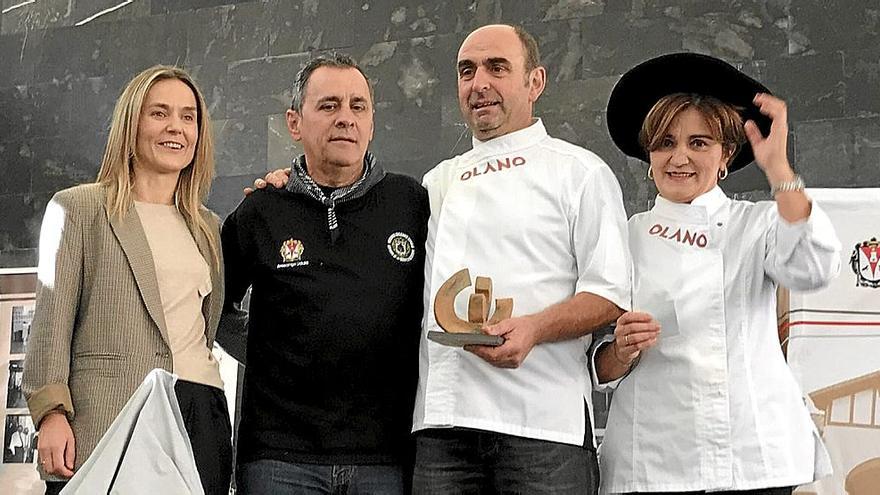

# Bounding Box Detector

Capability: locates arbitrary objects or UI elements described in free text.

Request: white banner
[785,189,880,495]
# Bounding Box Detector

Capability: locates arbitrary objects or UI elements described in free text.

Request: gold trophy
[427,268,512,347]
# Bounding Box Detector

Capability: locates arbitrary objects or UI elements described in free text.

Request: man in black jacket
[218,53,428,495]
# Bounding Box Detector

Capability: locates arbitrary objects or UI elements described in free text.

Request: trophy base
[427,331,504,347]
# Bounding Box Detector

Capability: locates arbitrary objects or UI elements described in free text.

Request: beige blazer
[22,183,224,474]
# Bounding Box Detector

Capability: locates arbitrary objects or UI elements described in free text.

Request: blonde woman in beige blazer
[23,66,231,495]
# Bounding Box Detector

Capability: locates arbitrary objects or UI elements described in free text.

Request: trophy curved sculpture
[427,268,512,347]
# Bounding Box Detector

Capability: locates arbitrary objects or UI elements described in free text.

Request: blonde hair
[640,93,746,165]
[96,65,219,266]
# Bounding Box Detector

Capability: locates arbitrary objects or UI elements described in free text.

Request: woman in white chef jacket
[592,53,840,495]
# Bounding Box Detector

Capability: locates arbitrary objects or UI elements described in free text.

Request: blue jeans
[237,459,406,495]
[412,428,599,494]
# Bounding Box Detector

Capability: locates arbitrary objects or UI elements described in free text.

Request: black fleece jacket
[217,172,428,465]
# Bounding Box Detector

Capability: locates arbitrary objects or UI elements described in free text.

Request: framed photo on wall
[7,360,26,409]
[0,267,43,494]
[3,414,37,464]
[9,305,34,355]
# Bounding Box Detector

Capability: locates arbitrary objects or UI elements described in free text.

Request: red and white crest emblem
[851,237,880,288]
[280,238,304,262]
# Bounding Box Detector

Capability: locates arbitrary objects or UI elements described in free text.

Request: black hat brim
[606,52,772,173]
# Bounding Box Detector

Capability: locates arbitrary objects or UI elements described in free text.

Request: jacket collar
[107,204,169,345]
[108,203,222,348]
[285,152,386,244]
[652,186,729,225]
[470,119,547,156]
[286,151,385,205]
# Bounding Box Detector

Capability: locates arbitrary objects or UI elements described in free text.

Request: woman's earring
[647,167,654,180]
[718,167,728,180]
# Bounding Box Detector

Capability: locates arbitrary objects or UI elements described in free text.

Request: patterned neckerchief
[285,152,385,244]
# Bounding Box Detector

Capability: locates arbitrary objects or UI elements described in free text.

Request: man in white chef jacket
[410,24,631,494]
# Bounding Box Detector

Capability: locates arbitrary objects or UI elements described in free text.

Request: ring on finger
[624,334,630,345]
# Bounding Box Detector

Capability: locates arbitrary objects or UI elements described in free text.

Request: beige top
[135,201,223,390]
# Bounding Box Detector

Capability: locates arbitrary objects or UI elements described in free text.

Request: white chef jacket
[595,187,839,493]
[413,120,631,446]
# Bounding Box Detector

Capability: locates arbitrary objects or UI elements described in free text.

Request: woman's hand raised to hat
[746,93,811,223]
[744,93,796,184]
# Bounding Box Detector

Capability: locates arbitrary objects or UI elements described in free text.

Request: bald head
[460,24,541,75]
[456,24,546,140]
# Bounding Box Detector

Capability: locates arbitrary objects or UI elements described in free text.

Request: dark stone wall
[1,0,878,267]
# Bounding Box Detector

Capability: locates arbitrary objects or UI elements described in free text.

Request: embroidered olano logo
[460,156,526,181]
[280,238,304,262]
[851,237,880,288]
[387,232,415,262]
[648,223,708,248]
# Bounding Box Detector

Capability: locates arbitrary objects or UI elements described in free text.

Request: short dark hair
[290,53,374,112]
[513,25,541,74]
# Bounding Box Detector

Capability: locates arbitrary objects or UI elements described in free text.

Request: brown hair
[96,65,219,266]
[513,25,541,75]
[640,93,746,164]
[290,53,374,112]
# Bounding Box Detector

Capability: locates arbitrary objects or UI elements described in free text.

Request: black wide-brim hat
[606,52,772,173]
